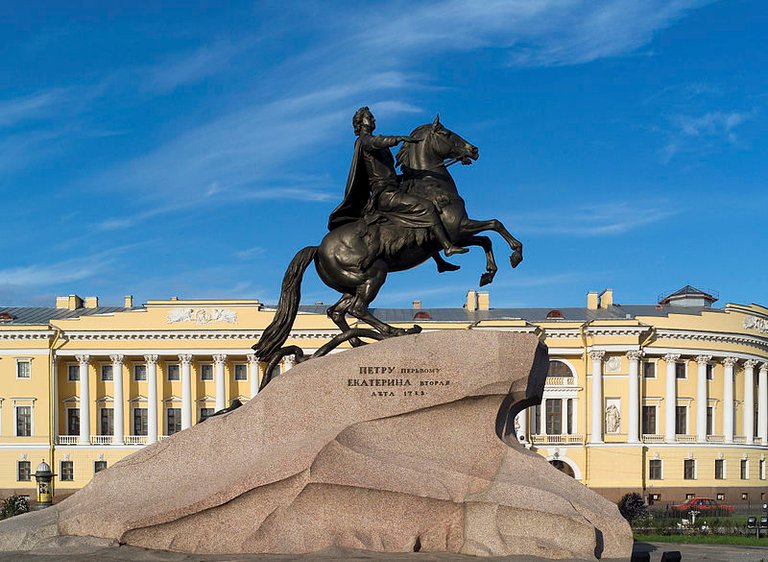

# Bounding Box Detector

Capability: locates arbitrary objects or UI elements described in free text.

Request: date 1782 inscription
[348,366,451,397]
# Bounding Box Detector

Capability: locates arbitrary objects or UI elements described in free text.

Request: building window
[650,493,661,502]
[60,460,74,481]
[200,364,213,381]
[717,493,725,501]
[94,460,107,473]
[68,364,79,381]
[16,360,31,379]
[545,399,562,435]
[706,406,714,436]
[100,365,113,381]
[67,409,80,436]
[685,493,695,500]
[742,492,749,501]
[134,365,147,381]
[199,407,215,422]
[741,459,749,480]
[675,362,687,379]
[642,405,657,434]
[706,364,714,380]
[675,405,687,435]
[234,364,247,381]
[17,460,31,481]
[761,459,766,480]
[99,408,114,436]
[643,362,656,378]
[649,459,662,480]
[530,404,541,434]
[15,406,32,437]
[566,398,573,434]
[684,459,696,480]
[166,408,181,435]
[133,408,148,436]
[167,364,180,381]
[715,459,725,480]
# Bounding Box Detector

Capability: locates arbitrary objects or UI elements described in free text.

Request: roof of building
[0,306,130,325]
[658,285,718,304]
[297,303,721,323]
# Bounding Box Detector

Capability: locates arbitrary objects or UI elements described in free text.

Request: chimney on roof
[465,289,477,312]
[56,295,83,310]
[412,300,422,309]
[599,289,613,309]
[124,295,134,308]
[84,296,99,309]
[477,291,490,311]
[587,291,599,310]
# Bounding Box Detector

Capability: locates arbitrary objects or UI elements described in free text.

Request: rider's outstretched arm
[362,133,412,149]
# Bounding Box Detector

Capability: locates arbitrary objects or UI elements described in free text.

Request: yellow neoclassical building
[1,286,767,508]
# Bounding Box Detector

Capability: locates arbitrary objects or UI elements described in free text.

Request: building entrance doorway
[549,459,575,478]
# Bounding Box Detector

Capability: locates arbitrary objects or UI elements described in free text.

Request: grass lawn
[635,533,768,547]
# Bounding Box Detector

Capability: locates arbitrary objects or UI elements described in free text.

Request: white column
[627,351,643,444]
[759,362,768,444]
[145,354,159,444]
[179,354,193,430]
[539,399,547,436]
[744,360,757,445]
[590,351,605,444]
[213,354,227,411]
[696,355,712,443]
[110,354,124,444]
[664,354,680,443]
[76,355,90,445]
[247,354,259,398]
[723,357,737,443]
[514,410,528,442]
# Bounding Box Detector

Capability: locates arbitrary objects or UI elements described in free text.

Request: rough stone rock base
[0,331,632,560]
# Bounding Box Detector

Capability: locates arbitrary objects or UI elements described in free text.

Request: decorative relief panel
[744,316,768,334]
[167,308,237,325]
[604,356,621,373]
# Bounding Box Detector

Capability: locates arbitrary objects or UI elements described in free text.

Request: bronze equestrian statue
[254,109,523,387]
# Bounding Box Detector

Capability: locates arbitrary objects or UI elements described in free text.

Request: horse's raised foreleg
[461,218,523,268]
[455,235,498,286]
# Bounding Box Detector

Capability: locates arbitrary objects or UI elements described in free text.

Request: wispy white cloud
[0,89,73,127]
[234,246,266,260]
[142,41,244,94]
[664,109,754,159]
[509,201,676,236]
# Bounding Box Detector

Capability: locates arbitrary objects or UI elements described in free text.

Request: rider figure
[328,107,467,257]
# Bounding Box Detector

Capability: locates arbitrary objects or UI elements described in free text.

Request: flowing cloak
[327,137,369,231]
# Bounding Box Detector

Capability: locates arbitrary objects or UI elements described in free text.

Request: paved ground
[1,541,768,561]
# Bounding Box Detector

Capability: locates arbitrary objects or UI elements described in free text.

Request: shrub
[0,495,29,519]
[618,492,647,523]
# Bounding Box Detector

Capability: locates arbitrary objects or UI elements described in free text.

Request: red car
[672,497,734,514]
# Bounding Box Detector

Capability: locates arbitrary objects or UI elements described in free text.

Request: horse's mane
[395,124,434,169]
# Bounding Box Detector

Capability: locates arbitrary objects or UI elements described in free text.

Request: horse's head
[396,115,479,170]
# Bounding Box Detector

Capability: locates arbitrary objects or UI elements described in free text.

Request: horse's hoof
[510,251,523,268]
[479,272,495,286]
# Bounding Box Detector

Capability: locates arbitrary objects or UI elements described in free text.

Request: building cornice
[0,330,54,340]
[654,328,768,352]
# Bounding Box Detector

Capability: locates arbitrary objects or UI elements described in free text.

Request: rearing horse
[254,116,523,377]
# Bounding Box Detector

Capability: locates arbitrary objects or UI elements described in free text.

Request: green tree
[0,495,29,519]
[618,492,647,522]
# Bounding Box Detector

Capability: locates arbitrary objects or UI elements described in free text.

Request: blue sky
[1,1,765,310]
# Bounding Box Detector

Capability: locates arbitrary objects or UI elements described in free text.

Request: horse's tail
[253,246,318,364]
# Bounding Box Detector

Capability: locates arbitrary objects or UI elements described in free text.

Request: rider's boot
[431,224,468,256]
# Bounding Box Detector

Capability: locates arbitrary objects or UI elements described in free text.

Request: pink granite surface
[0,331,632,560]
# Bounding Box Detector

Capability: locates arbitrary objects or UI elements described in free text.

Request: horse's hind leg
[457,235,498,286]
[327,294,364,347]
[461,218,523,268]
[348,260,420,337]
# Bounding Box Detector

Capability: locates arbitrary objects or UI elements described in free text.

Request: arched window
[548,360,571,378]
